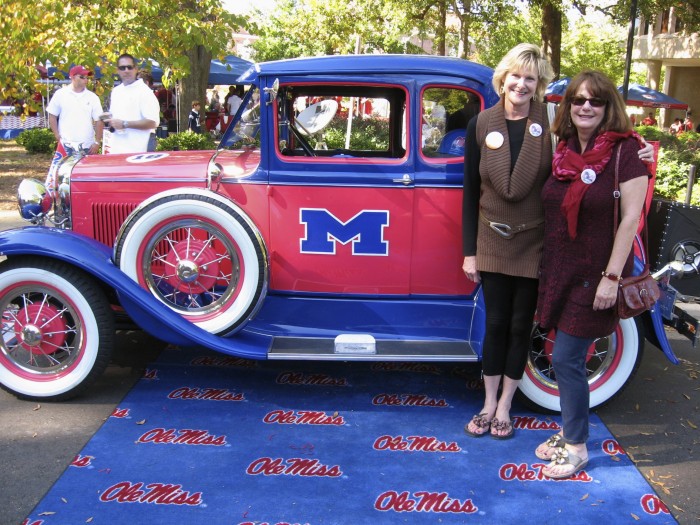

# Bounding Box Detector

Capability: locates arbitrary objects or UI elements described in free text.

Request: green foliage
[0,0,243,112]
[155,131,216,152]
[321,117,390,150]
[15,127,57,154]
[473,9,540,68]
[638,127,700,205]
[559,19,628,84]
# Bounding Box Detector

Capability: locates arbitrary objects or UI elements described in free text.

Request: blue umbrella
[618,83,688,110]
[544,77,570,103]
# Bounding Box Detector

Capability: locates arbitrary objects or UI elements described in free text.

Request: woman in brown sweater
[462,43,554,439]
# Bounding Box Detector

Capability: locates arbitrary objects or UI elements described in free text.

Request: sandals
[543,447,589,479]
[535,433,566,460]
[464,413,491,437]
[490,417,514,440]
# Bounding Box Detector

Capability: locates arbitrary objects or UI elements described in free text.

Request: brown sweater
[464,101,552,279]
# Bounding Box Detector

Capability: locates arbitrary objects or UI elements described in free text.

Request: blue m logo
[300,209,389,256]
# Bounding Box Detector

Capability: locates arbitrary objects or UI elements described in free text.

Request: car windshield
[219,87,260,149]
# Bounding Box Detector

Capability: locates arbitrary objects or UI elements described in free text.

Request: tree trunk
[540,0,562,79]
[437,0,447,56]
[178,45,212,132]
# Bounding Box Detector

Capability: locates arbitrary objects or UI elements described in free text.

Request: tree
[0,0,243,127]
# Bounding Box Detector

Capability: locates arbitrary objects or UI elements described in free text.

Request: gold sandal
[535,433,565,460]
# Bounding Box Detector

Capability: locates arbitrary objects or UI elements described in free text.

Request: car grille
[92,202,137,247]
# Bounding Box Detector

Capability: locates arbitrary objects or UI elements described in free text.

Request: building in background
[634,7,700,128]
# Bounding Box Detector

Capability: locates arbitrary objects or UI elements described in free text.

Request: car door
[267,78,414,295]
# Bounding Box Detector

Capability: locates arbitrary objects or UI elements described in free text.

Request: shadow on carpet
[26,345,676,525]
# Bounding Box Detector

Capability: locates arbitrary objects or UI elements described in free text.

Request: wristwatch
[123,120,129,129]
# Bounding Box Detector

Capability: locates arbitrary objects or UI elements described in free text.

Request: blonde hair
[492,43,554,102]
[192,100,201,108]
[551,70,631,141]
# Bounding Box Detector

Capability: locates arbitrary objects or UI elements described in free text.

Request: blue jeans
[62,144,90,157]
[552,330,594,444]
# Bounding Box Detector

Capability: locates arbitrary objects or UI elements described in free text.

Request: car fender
[0,227,271,358]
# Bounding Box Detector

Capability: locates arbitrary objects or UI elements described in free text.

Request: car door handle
[392,174,413,185]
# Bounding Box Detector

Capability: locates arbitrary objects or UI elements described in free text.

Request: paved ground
[0,212,698,524]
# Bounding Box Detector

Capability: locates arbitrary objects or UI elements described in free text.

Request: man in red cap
[46,65,104,156]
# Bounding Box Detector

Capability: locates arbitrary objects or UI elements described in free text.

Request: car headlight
[17,178,51,220]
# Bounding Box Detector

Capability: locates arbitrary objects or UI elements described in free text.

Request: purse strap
[613,144,650,267]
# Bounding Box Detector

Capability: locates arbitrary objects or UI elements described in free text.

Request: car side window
[421,87,480,160]
[276,85,407,160]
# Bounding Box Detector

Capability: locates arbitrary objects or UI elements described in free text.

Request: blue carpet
[27,345,676,525]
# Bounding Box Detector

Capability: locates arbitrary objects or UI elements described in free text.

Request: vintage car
[1,55,695,411]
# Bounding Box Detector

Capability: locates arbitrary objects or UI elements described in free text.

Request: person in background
[462,43,554,440]
[228,86,243,118]
[670,118,683,135]
[641,111,657,126]
[683,113,694,132]
[104,53,160,154]
[535,70,650,479]
[188,100,202,133]
[46,65,104,156]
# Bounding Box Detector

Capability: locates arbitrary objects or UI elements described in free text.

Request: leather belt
[480,212,544,239]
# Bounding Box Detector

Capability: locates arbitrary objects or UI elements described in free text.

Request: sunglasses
[570,95,606,108]
[117,65,135,71]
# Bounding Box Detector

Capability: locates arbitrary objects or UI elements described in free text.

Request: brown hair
[551,70,631,141]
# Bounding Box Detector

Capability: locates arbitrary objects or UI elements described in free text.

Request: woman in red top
[535,70,649,479]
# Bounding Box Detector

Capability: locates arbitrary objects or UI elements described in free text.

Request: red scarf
[552,130,637,238]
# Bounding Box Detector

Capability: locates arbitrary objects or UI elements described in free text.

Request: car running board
[268,335,478,361]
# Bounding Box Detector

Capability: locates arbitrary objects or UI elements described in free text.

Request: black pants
[480,271,539,379]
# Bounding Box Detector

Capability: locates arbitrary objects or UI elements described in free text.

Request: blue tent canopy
[147,56,251,85]
[620,83,688,110]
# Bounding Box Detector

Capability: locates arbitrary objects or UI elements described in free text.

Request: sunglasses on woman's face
[570,96,606,108]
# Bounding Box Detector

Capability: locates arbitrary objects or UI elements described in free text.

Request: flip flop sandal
[490,417,514,440]
[464,412,492,438]
[544,448,589,480]
[535,433,566,460]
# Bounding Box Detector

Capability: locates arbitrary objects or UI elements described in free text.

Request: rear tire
[519,317,644,413]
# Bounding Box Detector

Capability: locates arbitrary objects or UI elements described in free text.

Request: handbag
[612,145,660,319]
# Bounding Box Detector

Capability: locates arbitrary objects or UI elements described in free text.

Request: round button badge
[485,132,504,149]
[581,168,597,185]
[529,123,543,137]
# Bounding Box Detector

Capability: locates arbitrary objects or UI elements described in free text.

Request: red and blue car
[0,55,694,411]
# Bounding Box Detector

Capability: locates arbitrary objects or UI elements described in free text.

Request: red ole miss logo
[374,435,461,453]
[21,520,43,525]
[137,428,227,446]
[372,393,449,407]
[71,454,94,467]
[276,371,348,387]
[191,356,256,368]
[601,438,626,456]
[375,490,478,514]
[263,410,345,426]
[247,457,342,477]
[100,481,203,505]
[500,463,592,482]
[641,494,671,515]
[111,407,130,418]
[168,387,245,401]
[371,363,440,374]
[512,416,561,431]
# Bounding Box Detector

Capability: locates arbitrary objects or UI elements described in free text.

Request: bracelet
[601,270,621,282]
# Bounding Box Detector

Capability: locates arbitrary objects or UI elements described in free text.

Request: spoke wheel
[0,257,113,400]
[115,192,268,335]
[519,317,644,413]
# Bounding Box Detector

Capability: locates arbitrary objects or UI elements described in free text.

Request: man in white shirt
[104,53,160,154]
[46,65,104,156]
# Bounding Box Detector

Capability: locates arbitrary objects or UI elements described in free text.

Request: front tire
[519,317,644,412]
[115,193,268,336]
[0,257,114,401]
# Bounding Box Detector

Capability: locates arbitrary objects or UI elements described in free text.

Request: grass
[0,139,51,211]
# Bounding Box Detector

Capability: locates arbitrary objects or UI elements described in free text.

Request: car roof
[237,54,494,86]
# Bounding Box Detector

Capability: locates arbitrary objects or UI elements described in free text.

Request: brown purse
[612,145,660,320]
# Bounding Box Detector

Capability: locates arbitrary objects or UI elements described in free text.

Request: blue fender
[632,256,679,365]
[0,227,271,359]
